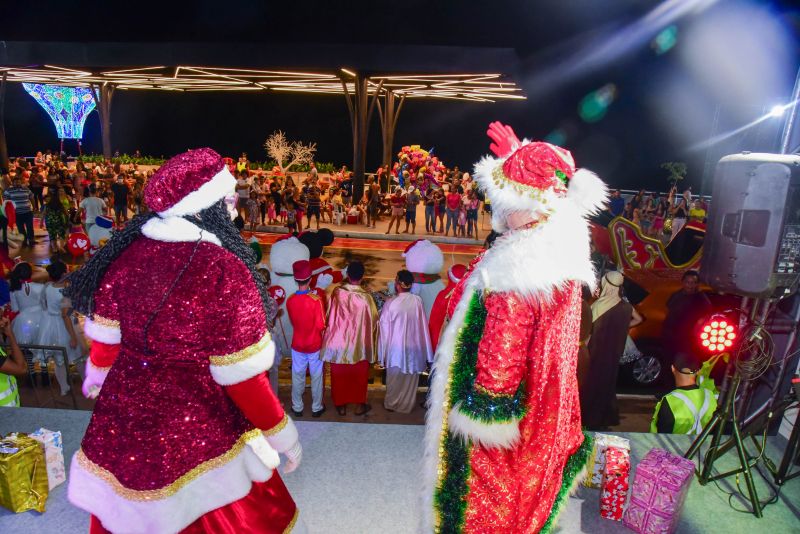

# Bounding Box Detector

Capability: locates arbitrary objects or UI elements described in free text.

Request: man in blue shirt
[608,189,625,217]
[3,176,35,247]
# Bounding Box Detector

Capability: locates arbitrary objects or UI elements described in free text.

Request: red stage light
[698,313,738,354]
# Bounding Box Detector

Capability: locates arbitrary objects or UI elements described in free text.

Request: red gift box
[600,445,630,521]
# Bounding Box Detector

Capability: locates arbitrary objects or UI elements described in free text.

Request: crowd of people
[606,185,708,241]
[229,156,485,239]
[1,152,149,254]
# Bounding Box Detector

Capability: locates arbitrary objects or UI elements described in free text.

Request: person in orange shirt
[287,260,327,418]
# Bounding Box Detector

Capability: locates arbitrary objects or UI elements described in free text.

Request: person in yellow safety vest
[651,352,718,434]
[0,315,28,407]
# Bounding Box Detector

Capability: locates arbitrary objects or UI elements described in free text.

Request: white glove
[282,440,303,474]
[81,360,109,399]
[316,272,334,290]
[387,280,396,295]
[266,417,302,473]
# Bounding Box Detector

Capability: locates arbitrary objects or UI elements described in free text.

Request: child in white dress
[37,259,87,395]
[9,262,44,360]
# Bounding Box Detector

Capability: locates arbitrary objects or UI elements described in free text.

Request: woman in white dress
[37,259,87,395]
[9,262,44,361]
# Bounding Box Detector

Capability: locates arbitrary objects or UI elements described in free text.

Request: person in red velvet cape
[65,148,304,534]
[427,264,467,350]
[421,123,608,533]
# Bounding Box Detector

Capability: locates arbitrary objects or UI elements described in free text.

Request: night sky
[3,0,799,193]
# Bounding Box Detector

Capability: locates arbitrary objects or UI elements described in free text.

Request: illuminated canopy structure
[22,83,96,139]
[0,41,526,194]
[2,65,522,102]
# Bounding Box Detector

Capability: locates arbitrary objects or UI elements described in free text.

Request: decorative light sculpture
[22,83,96,140]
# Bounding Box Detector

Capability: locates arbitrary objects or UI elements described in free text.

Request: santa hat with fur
[143,148,236,217]
[474,123,607,233]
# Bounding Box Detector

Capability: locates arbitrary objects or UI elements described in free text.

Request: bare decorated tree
[264,130,317,174]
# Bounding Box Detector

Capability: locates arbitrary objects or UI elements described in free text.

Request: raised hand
[487,121,521,158]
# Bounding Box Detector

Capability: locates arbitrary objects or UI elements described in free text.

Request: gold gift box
[0,433,49,513]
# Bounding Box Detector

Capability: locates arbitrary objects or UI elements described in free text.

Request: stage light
[22,83,96,139]
[770,104,786,117]
[698,313,738,354]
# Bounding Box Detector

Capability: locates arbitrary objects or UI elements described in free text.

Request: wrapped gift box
[600,445,630,521]
[29,428,66,490]
[0,433,49,513]
[623,448,695,534]
[584,433,631,488]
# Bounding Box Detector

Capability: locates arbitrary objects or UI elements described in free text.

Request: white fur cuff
[448,402,522,449]
[265,417,299,454]
[209,336,275,386]
[84,317,121,345]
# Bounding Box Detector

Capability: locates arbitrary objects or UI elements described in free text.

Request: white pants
[291,349,324,413]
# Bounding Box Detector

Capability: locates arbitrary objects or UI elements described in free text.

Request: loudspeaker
[702,152,800,298]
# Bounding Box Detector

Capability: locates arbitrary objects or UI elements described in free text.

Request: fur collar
[470,202,597,296]
[141,216,222,246]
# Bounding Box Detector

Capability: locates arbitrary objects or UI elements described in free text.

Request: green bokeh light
[652,25,678,55]
[578,84,617,123]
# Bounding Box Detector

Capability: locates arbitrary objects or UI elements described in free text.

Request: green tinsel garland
[458,380,527,424]
[434,291,486,533]
[449,291,528,424]
[540,432,595,534]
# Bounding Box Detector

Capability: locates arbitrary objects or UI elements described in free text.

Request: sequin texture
[434,280,586,532]
[80,237,269,493]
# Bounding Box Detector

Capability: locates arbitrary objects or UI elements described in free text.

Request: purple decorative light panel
[22,84,96,139]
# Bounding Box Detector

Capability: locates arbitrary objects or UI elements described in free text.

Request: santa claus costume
[421,123,607,533]
[401,239,445,320]
[428,264,467,350]
[66,148,304,534]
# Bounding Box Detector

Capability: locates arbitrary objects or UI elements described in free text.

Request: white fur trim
[209,338,275,386]
[403,239,444,274]
[473,144,608,234]
[472,201,598,295]
[68,432,278,534]
[158,166,237,218]
[567,168,608,216]
[473,149,563,234]
[420,286,475,533]
[141,216,222,246]
[84,317,120,344]
[448,402,522,449]
[266,417,299,453]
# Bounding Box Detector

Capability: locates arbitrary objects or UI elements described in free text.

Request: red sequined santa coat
[421,203,598,534]
[68,218,299,534]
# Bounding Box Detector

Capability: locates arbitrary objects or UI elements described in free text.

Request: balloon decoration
[394,145,445,193]
[67,232,91,258]
[268,285,287,306]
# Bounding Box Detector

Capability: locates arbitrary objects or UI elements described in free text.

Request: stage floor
[1,407,798,533]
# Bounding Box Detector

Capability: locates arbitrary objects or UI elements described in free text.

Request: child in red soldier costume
[421,123,608,533]
[65,148,304,534]
[286,260,327,418]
